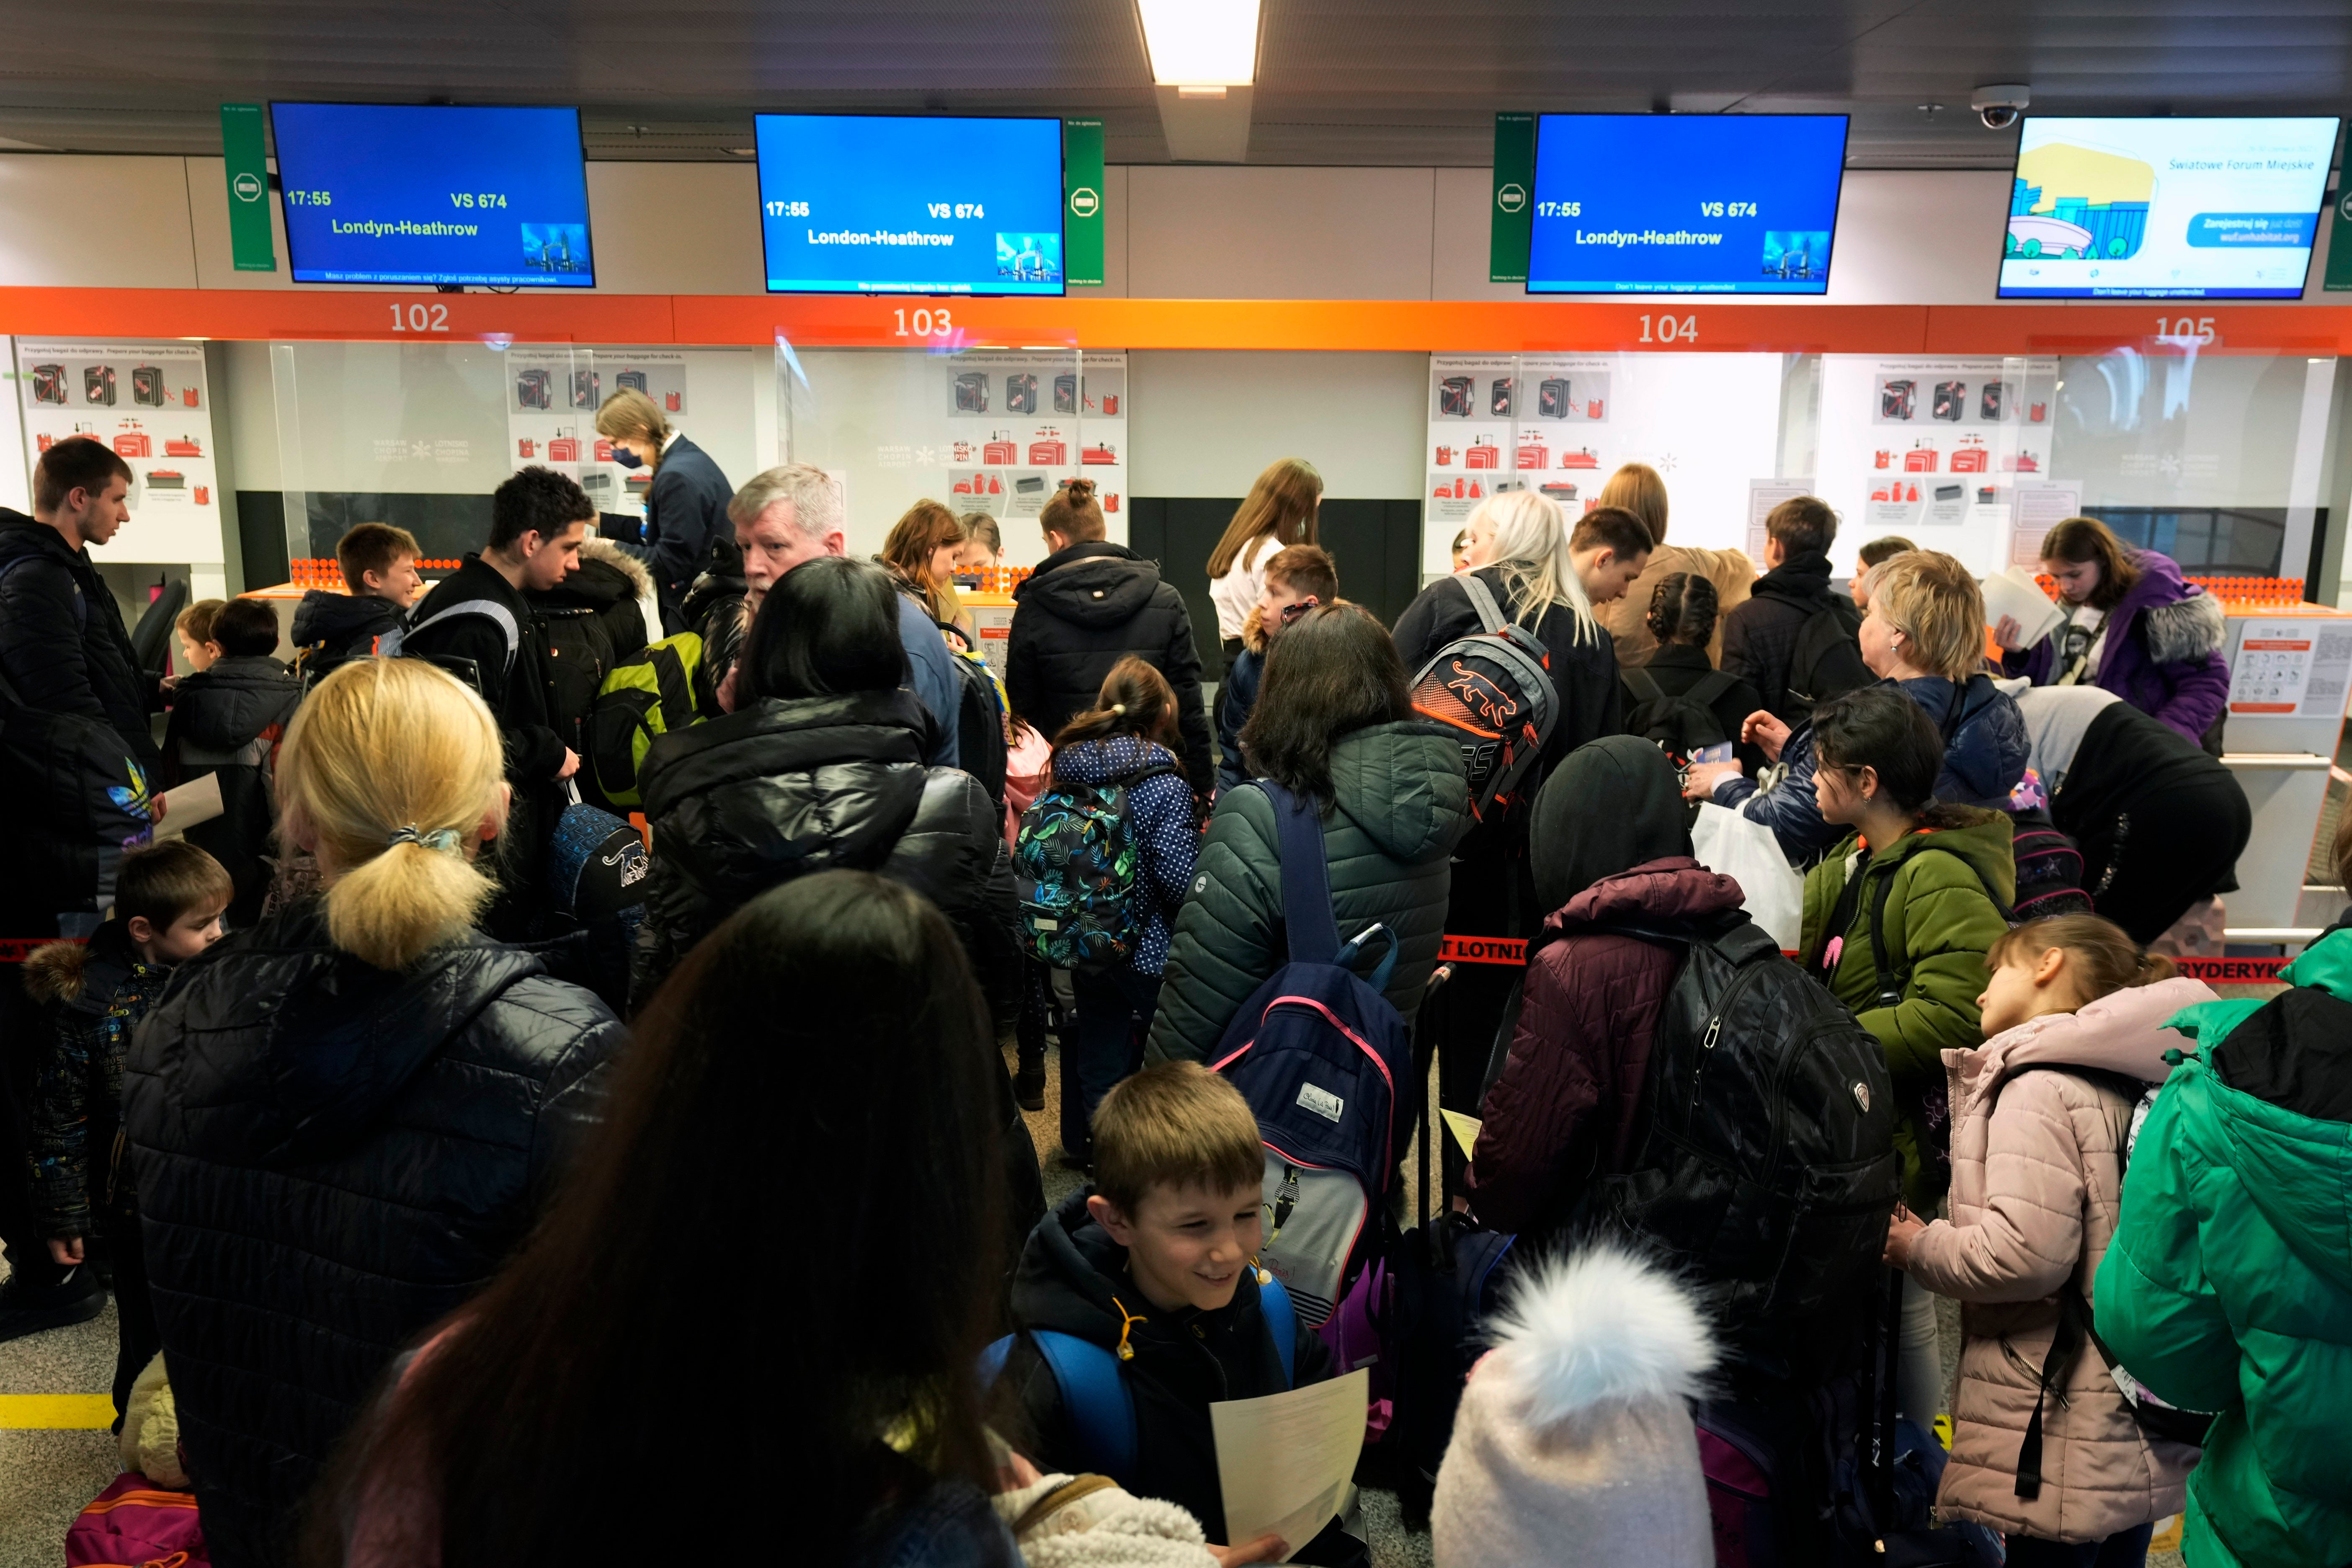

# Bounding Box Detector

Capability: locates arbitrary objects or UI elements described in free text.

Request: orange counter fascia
[4,289,2352,355]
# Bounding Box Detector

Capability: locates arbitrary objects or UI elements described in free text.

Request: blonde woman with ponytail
[121,658,627,1559]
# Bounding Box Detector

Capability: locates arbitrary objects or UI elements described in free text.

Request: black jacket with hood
[1006,541,1212,796]
[289,590,402,662]
[1720,549,1862,727]
[122,901,624,1568]
[632,686,1021,1017]
[1001,1189,1336,1544]
[609,433,736,629]
[0,506,159,761]
[162,654,301,923]
[400,555,567,786]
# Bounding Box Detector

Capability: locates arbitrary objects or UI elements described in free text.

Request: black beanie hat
[1527,736,1692,913]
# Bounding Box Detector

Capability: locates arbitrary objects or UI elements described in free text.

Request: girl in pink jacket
[1883,914,2206,1565]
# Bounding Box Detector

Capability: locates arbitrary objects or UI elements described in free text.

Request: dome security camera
[1971,85,2031,131]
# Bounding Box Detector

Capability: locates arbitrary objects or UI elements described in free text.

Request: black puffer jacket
[162,655,301,923]
[633,686,1021,1016]
[123,901,624,1568]
[1006,542,1212,795]
[289,589,401,661]
[0,507,158,758]
[1720,550,1863,727]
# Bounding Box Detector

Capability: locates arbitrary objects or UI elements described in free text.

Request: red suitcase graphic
[1434,446,1455,467]
[1950,441,1987,473]
[1081,443,1117,465]
[548,435,581,462]
[1903,446,1938,472]
[165,436,202,457]
[1029,432,1068,464]
[594,437,615,462]
[984,432,1018,464]
[1587,400,1605,419]
[1516,441,1548,470]
[1560,448,1599,470]
[114,430,151,458]
[518,438,538,459]
[2005,451,2041,473]
[1465,441,1499,470]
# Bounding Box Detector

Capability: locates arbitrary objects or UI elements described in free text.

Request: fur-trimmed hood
[23,937,92,1006]
[578,534,654,599]
[2139,588,2226,665]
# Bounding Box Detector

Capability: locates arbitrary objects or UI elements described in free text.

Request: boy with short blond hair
[24,839,230,1415]
[1215,544,1338,794]
[1002,1061,1337,1559]
[292,521,421,664]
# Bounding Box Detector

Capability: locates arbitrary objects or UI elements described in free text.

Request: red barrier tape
[0,938,80,962]
[1436,935,1527,966]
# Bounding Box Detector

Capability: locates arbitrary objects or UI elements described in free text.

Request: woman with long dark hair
[1206,457,1322,673]
[1147,603,1467,1063]
[1993,515,2230,746]
[315,872,1019,1568]
[633,554,1017,1006]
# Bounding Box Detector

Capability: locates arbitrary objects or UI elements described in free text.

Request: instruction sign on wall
[2230,617,2352,717]
[13,339,224,568]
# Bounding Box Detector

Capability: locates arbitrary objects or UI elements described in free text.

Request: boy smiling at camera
[999,1062,1338,1563]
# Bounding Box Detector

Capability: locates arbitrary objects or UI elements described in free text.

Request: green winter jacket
[2094,926,2352,1568]
[1145,721,1468,1065]
[1800,807,2014,1208]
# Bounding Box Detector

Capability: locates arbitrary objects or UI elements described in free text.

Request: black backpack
[1622,666,1735,775]
[538,604,620,779]
[1785,601,1871,724]
[1572,911,1901,1378]
[1407,575,1560,828]
[940,622,1010,809]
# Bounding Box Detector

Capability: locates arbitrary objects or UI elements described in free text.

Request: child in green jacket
[1798,686,2012,1427]
[2096,817,2352,1568]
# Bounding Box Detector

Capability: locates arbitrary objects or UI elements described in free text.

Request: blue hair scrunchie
[386,824,463,854]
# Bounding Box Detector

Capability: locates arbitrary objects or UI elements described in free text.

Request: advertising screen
[1998,117,2340,299]
[271,103,596,288]
[755,115,1064,296]
[1526,115,1849,294]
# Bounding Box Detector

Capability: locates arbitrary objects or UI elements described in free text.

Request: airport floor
[0,1029,2224,1566]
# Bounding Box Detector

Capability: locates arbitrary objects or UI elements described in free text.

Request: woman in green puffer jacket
[1798,686,2014,1429]
[1145,603,1470,1065]
[2096,875,2352,1568]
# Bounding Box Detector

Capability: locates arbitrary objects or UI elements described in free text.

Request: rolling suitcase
[1949,440,1987,473]
[984,432,1019,464]
[615,369,650,395]
[1465,441,1498,470]
[1007,373,1039,414]
[1538,377,1571,419]
[84,365,116,406]
[1514,441,1547,470]
[955,372,991,413]
[31,364,67,405]
[1880,380,1915,420]
[1438,376,1475,417]
[1903,444,1938,472]
[1932,380,1966,421]
[131,365,166,407]
[570,369,600,410]
[1029,432,1068,464]
[548,428,581,462]
[516,369,553,409]
[1053,372,1078,414]
[113,428,151,458]
[1490,378,1514,418]
[1978,381,2009,421]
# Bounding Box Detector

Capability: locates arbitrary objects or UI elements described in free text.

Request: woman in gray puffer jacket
[1146,603,1469,1065]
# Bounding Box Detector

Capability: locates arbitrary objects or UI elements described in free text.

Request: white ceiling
[0,0,2345,166]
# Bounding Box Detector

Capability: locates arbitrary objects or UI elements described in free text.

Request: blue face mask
[610,445,645,470]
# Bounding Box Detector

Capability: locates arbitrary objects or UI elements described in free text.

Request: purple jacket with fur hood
[1905,975,2211,1542]
[2002,548,2228,743]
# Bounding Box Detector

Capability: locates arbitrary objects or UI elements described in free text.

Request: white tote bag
[1690,801,1805,954]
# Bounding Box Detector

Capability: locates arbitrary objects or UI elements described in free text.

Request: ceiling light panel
[1137,0,1261,86]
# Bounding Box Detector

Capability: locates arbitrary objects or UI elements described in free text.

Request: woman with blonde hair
[594,384,737,631]
[122,657,626,1564]
[1594,460,1754,668]
[1206,457,1322,672]
[879,498,974,635]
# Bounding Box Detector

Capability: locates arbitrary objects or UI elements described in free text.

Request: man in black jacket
[596,388,736,633]
[400,467,588,937]
[0,437,147,1341]
[1006,479,1211,796]
[1720,493,1866,727]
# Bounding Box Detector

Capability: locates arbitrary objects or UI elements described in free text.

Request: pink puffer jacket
[1905,976,2210,1543]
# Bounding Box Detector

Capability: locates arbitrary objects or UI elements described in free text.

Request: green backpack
[590,631,723,807]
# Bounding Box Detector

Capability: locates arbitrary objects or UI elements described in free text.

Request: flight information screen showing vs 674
[1527,114,1850,294]
[754,114,1066,296]
[269,103,596,287]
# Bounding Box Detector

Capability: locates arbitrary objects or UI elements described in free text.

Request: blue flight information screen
[755,114,1065,296]
[271,103,596,287]
[1527,115,1849,294]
